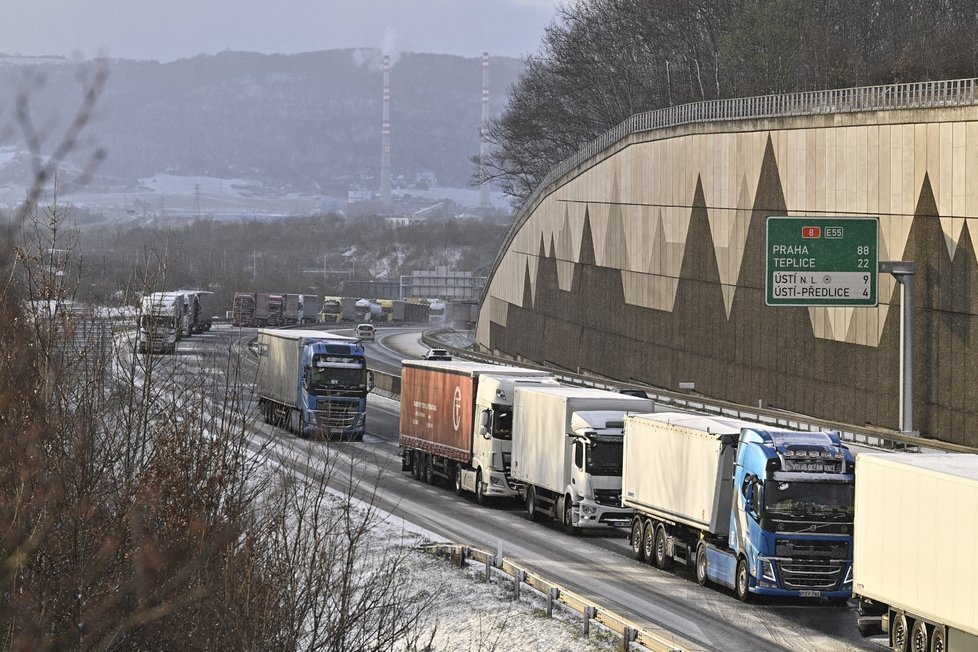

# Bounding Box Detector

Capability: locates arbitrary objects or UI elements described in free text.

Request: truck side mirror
[479,409,491,439]
[367,370,375,390]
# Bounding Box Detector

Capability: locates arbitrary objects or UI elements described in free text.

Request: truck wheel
[562,496,581,535]
[526,486,545,522]
[735,557,750,602]
[910,620,929,652]
[891,613,909,652]
[630,519,645,561]
[695,542,709,586]
[642,520,656,565]
[424,455,436,485]
[454,466,464,496]
[410,452,421,480]
[475,470,489,505]
[930,624,946,652]
[654,524,673,570]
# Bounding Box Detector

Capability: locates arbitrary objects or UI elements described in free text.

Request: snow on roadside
[335,392,622,651]
[369,500,620,652]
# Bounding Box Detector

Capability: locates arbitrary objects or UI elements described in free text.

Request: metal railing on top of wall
[486,78,978,296]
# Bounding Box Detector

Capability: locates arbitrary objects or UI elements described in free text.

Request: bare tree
[0,62,443,651]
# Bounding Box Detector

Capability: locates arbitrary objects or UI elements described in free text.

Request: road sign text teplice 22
[765,217,878,307]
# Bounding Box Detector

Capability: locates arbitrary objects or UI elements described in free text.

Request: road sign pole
[879,261,917,436]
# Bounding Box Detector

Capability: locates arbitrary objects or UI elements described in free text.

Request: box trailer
[399,360,557,503]
[255,329,370,440]
[853,453,978,651]
[511,385,654,532]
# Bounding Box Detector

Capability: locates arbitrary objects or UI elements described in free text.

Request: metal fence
[421,542,690,652]
[529,78,978,224]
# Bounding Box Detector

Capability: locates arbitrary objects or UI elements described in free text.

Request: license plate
[799,590,821,597]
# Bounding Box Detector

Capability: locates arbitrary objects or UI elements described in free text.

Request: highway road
[156,324,886,652]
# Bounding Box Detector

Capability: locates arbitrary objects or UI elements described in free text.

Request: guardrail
[410,330,976,455]
[421,542,689,652]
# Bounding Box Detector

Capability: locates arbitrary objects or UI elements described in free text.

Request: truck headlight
[843,565,852,585]
[581,504,597,515]
[489,476,504,487]
[760,559,777,583]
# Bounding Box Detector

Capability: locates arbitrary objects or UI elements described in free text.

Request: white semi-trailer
[623,412,855,601]
[853,453,978,652]
[255,329,370,440]
[511,385,654,533]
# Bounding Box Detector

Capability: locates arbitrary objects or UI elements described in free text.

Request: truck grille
[777,560,845,590]
[775,539,848,590]
[593,489,623,507]
[313,400,359,428]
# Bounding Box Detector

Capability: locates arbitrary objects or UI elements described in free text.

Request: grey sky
[3,0,561,62]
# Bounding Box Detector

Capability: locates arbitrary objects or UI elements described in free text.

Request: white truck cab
[567,411,632,529]
[458,374,561,503]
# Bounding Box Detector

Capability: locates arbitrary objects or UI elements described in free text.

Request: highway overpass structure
[477,78,978,447]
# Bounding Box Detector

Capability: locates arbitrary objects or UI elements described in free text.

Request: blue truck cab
[721,428,855,600]
[299,338,370,440]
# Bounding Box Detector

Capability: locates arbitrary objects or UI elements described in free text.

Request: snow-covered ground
[325,394,622,652]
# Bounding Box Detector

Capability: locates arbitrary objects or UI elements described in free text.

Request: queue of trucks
[232,292,316,327]
[137,290,214,354]
[241,328,978,650]
[392,356,978,650]
[396,359,856,602]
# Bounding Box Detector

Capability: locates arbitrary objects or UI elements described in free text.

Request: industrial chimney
[380,54,392,205]
[479,52,490,208]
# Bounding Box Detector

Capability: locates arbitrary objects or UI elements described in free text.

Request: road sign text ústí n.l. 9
[765,216,878,307]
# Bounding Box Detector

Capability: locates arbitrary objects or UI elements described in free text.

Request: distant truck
[279,293,305,326]
[428,300,447,326]
[176,289,214,333]
[622,412,855,601]
[378,299,395,323]
[232,292,256,327]
[138,291,184,354]
[399,360,558,503]
[393,299,428,323]
[355,298,382,322]
[853,453,978,651]
[319,296,344,323]
[511,385,654,532]
[300,295,317,324]
[192,290,214,332]
[255,329,371,440]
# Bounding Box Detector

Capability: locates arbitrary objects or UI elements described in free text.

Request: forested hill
[0,50,522,193]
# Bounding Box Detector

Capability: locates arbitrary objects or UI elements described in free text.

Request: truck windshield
[586,442,624,476]
[140,315,174,329]
[490,404,513,440]
[764,481,854,520]
[307,365,366,391]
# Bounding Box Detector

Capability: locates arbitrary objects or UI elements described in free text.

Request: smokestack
[479,52,490,208]
[380,54,392,205]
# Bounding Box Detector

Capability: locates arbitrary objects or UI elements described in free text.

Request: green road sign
[765,216,878,307]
